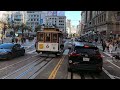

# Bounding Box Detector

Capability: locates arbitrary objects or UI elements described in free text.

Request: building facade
[66,19,71,37]
[26,11,48,31]
[45,16,66,33]
[81,11,120,39]
[76,21,81,36]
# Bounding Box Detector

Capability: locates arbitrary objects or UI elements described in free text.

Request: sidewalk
[97,43,120,57]
[0,37,35,48]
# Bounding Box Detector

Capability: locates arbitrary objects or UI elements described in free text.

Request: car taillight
[84,45,89,48]
[96,54,103,58]
[69,52,80,57]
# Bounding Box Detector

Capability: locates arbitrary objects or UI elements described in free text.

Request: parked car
[28,35,34,40]
[68,42,103,73]
[0,43,25,60]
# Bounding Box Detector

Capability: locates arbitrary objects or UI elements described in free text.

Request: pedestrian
[109,43,113,53]
[102,41,106,52]
[15,38,18,43]
[106,41,109,52]
[114,42,118,51]
[12,38,14,43]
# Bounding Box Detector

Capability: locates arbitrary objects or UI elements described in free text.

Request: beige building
[45,16,66,33]
[66,19,71,36]
[81,11,120,39]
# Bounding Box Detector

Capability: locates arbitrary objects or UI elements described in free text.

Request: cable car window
[39,33,44,42]
[52,34,57,42]
[46,33,50,42]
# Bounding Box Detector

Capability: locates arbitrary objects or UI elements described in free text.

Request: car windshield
[0,44,14,49]
[75,46,99,55]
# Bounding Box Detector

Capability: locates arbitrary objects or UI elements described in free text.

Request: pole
[40,13,41,31]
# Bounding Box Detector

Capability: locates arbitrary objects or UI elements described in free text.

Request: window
[37,19,39,21]
[34,15,36,17]
[104,14,106,21]
[38,33,44,42]
[34,19,36,21]
[31,19,33,21]
[52,34,57,42]
[37,15,39,17]
[102,15,103,22]
[45,33,51,42]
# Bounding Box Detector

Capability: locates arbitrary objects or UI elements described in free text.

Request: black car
[0,43,25,60]
[68,42,103,73]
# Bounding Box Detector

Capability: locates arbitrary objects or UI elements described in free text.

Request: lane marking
[106,59,120,69]
[29,59,53,79]
[0,54,38,71]
[48,56,65,79]
[1,58,43,79]
[27,50,36,54]
[102,67,115,79]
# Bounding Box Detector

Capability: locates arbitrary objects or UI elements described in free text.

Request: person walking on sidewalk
[12,38,14,43]
[106,41,109,52]
[15,38,18,43]
[102,41,106,52]
[109,42,113,53]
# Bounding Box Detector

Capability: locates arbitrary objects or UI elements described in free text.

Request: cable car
[35,27,64,56]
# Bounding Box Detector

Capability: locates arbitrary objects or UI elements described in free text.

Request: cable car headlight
[69,60,72,63]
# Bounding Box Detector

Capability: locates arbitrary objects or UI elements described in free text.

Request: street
[0,38,119,79]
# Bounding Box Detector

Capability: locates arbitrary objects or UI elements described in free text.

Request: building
[71,25,77,34]
[0,11,9,39]
[76,21,81,36]
[81,11,86,34]
[66,19,71,37]
[8,11,28,26]
[47,11,65,16]
[26,11,48,31]
[45,16,66,33]
[81,11,120,39]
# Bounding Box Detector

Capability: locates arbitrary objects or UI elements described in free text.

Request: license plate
[83,58,89,61]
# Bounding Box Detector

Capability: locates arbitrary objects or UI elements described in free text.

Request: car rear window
[74,46,99,55]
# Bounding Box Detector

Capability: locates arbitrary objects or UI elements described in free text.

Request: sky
[65,11,81,27]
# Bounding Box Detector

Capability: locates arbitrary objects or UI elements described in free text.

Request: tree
[20,23,26,38]
[35,25,42,32]
[27,26,32,37]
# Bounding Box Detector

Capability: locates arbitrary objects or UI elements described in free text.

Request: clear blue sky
[65,11,81,26]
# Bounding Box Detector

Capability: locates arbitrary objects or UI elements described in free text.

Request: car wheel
[7,53,12,60]
[21,50,25,56]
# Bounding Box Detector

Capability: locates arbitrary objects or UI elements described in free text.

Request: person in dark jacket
[102,41,106,52]
[12,38,14,43]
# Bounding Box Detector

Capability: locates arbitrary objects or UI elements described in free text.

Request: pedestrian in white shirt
[109,43,113,53]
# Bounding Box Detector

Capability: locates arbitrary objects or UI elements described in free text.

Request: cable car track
[1,57,54,79]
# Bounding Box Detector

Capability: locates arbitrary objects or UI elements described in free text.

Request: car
[68,42,103,73]
[28,35,34,40]
[0,43,25,60]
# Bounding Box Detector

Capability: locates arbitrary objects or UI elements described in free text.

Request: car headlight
[0,52,8,54]
[69,60,72,63]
